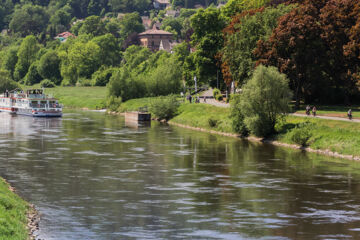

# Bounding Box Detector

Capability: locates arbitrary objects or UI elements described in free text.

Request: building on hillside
[55,32,75,43]
[138,25,173,52]
[153,0,171,9]
[165,9,179,18]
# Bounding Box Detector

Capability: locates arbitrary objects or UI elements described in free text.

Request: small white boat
[0,89,62,117]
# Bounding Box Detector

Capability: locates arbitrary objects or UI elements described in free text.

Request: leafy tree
[122,45,151,70]
[149,95,180,121]
[239,65,292,137]
[255,1,327,108]
[9,4,49,36]
[24,61,42,85]
[0,69,18,92]
[221,0,271,18]
[91,34,121,66]
[119,12,145,41]
[109,0,151,13]
[161,17,182,38]
[221,4,293,86]
[14,35,40,81]
[37,50,61,84]
[230,94,248,136]
[190,8,226,86]
[79,15,106,36]
[2,46,18,79]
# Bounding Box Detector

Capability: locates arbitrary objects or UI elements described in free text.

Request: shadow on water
[0,111,359,239]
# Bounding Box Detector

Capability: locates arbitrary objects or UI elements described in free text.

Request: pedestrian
[204,96,207,103]
[312,106,317,117]
[348,109,352,120]
[306,105,310,116]
[189,95,192,103]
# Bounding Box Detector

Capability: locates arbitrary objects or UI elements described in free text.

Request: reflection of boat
[0,89,62,117]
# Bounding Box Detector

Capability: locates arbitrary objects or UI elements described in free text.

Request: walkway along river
[1,111,360,239]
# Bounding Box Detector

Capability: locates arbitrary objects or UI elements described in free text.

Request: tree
[239,65,292,137]
[14,35,40,81]
[255,1,327,108]
[79,15,106,36]
[24,61,42,85]
[9,4,49,36]
[190,8,226,86]
[37,50,61,84]
[0,69,18,92]
[119,12,145,42]
[91,34,121,66]
[2,46,18,79]
[221,0,271,18]
[221,4,293,86]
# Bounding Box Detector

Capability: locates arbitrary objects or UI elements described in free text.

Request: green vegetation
[238,65,292,137]
[0,178,29,240]
[45,86,107,109]
[149,95,180,120]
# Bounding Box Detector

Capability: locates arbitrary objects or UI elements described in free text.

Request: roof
[55,32,74,38]
[138,28,173,36]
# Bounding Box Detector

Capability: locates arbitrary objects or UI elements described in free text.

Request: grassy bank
[119,97,360,158]
[44,86,107,110]
[0,178,29,240]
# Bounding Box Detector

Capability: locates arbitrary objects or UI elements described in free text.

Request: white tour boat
[0,89,62,117]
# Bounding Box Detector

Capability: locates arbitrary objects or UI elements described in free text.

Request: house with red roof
[138,25,174,52]
[55,32,75,42]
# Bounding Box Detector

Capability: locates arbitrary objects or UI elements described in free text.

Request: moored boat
[0,89,62,117]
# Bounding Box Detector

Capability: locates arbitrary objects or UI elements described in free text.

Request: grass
[0,178,29,240]
[276,115,360,156]
[117,97,154,112]
[170,103,234,133]
[44,86,107,110]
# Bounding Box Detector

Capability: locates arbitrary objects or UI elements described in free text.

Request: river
[0,111,360,240]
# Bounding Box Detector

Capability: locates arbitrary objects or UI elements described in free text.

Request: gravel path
[291,113,360,122]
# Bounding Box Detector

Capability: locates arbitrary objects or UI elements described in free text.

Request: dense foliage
[0,0,360,107]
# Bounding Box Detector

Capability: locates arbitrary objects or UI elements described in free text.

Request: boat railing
[30,103,62,109]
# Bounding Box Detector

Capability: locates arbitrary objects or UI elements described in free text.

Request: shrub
[289,122,313,147]
[91,66,114,86]
[149,95,180,121]
[230,94,249,136]
[76,78,92,87]
[215,93,223,101]
[208,117,219,128]
[0,69,19,92]
[40,79,56,88]
[213,88,221,98]
[240,65,292,137]
[106,96,122,112]
[24,62,42,86]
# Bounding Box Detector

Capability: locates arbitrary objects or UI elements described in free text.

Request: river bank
[0,178,38,240]
[117,98,360,160]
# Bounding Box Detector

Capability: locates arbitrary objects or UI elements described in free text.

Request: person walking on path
[306,105,311,116]
[348,109,352,120]
[312,106,317,117]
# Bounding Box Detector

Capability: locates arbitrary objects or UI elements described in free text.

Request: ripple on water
[74,150,115,156]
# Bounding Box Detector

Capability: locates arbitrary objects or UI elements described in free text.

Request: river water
[1,111,360,240]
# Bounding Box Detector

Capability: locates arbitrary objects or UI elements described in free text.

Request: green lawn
[0,178,29,240]
[170,103,234,134]
[45,86,107,110]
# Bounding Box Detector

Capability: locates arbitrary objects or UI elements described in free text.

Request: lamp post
[194,76,197,93]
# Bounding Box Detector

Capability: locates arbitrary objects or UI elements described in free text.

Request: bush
[208,117,219,128]
[213,88,221,98]
[24,62,42,86]
[91,66,114,86]
[40,79,56,88]
[230,94,249,136]
[0,69,19,92]
[289,122,313,147]
[106,96,122,112]
[76,78,92,86]
[240,65,292,137]
[215,93,223,101]
[149,95,180,121]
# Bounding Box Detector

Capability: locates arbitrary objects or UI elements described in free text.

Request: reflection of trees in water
[1,112,360,239]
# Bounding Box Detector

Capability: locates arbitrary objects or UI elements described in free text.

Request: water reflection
[0,111,360,239]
